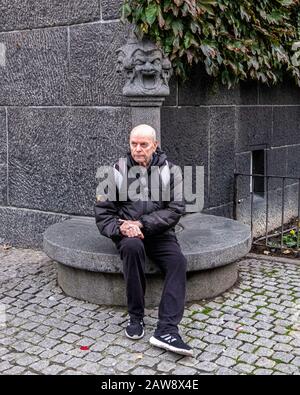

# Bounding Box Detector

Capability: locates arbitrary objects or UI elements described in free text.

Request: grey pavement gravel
[0,247,299,375]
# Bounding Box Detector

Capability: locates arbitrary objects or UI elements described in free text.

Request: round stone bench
[43,213,251,306]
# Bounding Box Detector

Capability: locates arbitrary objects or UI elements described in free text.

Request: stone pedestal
[57,260,238,306]
[130,97,165,143]
[116,32,172,143]
[43,213,251,306]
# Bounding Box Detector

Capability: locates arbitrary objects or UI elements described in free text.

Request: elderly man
[94,124,192,356]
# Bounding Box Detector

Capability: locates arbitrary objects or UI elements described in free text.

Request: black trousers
[115,233,187,336]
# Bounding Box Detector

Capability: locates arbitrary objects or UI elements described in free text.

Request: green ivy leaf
[145,3,158,25]
[280,0,294,6]
[121,3,132,20]
[122,0,300,89]
[172,19,184,38]
[157,7,165,28]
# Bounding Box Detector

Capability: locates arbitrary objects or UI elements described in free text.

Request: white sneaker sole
[125,328,145,340]
[149,336,193,356]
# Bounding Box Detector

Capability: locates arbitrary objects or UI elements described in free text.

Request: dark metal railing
[233,173,300,250]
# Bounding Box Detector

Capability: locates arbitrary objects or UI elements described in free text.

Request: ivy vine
[121,0,300,88]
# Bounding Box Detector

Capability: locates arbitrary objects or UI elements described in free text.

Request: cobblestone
[223,348,243,359]
[216,367,239,375]
[197,351,219,362]
[30,360,50,372]
[5,366,26,375]
[157,361,177,372]
[234,363,256,374]
[291,357,300,367]
[15,355,39,367]
[239,343,257,353]
[272,335,293,344]
[236,333,258,343]
[274,363,299,374]
[41,364,67,375]
[272,351,295,364]
[172,366,198,375]
[137,356,158,368]
[64,357,85,369]
[215,356,236,368]
[131,367,156,375]
[115,360,136,373]
[253,368,274,375]
[254,347,274,358]
[255,357,276,369]
[238,353,259,364]
[196,361,218,372]
[0,249,299,375]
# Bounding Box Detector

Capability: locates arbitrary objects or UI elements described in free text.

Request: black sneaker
[149,333,193,356]
[125,318,145,340]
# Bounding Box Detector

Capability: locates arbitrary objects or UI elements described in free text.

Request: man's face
[130,135,158,167]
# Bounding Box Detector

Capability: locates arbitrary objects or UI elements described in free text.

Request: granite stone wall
[0,0,299,247]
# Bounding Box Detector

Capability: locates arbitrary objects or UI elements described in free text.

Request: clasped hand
[120,220,144,239]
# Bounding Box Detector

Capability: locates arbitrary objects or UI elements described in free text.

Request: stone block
[0,42,5,66]
[0,107,6,205]
[102,0,123,20]
[8,107,70,212]
[69,21,130,106]
[0,163,7,205]
[0,1,100,31]
[236,106,272,153]
[0,107,6,164]
[266,147,288,190]
[259,78,300,105]
[0,28,69,106]
[178,64,240,106]
[209,106,236,207]
[0,206,70,248]
[234,152,251,175]
[66,107,131,215]
[234,152,251,207]
[239,81,258,105]
[286,145,300,183]
[272,106,300,147]
[161,106,209,209]
[163,75,177,107]
[8,107,131,215]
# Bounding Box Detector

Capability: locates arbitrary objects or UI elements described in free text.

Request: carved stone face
[117,37,172,97]
[132,49,162,91]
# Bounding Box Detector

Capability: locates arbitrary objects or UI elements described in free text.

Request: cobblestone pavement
[0,247,299,375]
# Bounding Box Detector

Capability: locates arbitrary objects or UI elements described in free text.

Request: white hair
[130,124,157,141]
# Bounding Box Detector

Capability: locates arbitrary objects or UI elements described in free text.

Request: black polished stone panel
[178,64,240,106]
[8,107,131,215]
[0,1,100,31]
[69,21,130,106]
[236,106,272,153]
[0,28,69,105]
[209,106,236,207]
[272,106,300,147]
[102,0,122,20]
[0,107,6,164]
[161,106,209,209]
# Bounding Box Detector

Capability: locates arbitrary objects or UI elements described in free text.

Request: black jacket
[94,148,185,240]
